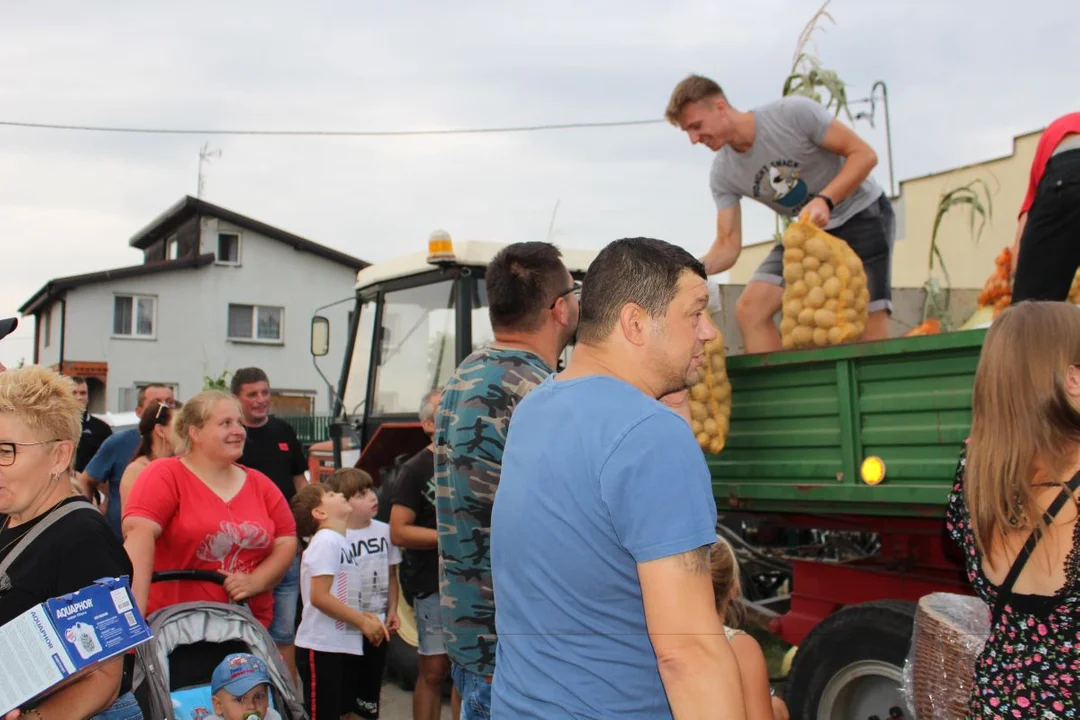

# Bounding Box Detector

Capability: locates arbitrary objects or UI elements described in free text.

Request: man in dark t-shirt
[390,387,450,720]
[70,376,112,473]
[232,367,307,685]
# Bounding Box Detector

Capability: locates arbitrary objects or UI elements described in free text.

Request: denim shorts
[451,663,492,720]
[91,692,143,720]
[269,549,301,645]
[413,593,448,657]
[751,192,896,314]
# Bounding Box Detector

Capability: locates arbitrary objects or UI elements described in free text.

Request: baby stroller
[132,570,308,720]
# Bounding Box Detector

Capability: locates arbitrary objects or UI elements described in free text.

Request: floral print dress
[945,445,1080,718]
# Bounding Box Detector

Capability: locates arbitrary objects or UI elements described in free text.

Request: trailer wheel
[784,600,916,720]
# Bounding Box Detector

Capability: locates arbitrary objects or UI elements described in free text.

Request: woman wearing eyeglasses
[0,366,142,720]
[117,401,175,512]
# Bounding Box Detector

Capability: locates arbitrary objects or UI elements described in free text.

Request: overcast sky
[1,0,1076,367]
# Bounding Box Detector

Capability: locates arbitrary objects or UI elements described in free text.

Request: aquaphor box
[0,576,152,716]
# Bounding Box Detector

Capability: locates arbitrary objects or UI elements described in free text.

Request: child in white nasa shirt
[326,468,402,719]
[291,484,389,719]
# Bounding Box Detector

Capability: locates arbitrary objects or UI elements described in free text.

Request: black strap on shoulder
[992,471,1080,619]
[0,498,97,593]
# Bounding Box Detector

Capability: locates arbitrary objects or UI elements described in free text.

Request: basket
[903,592,990,719]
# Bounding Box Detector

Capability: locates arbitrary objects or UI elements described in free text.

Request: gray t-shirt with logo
[710,96,883,230]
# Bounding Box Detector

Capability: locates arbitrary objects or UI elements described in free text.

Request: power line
[0,117,666,137]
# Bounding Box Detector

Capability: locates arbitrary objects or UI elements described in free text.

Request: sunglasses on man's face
[549,280,583,310]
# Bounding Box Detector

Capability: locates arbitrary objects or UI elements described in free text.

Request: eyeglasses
[0,439,61,467]
[549,280,583,309]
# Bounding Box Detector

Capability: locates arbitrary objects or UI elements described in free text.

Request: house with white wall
[20,196,368,414]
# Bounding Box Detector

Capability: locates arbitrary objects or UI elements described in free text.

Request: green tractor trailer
[309,236,984,719]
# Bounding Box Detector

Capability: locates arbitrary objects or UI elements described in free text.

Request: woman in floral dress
[946,301,1080,718]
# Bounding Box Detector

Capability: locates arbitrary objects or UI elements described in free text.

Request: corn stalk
[203,369,232,391]
[774,0,852,242]
[920,179,994,328]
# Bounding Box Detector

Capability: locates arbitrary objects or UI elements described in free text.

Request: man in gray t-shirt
[665,74,895,354]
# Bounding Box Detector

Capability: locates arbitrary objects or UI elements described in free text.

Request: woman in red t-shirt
[122,389,298,627]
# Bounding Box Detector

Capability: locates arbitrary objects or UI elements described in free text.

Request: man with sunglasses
[434,242,579,719]
[81,382,175,537]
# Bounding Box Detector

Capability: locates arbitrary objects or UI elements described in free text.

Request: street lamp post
[852,81,896,198]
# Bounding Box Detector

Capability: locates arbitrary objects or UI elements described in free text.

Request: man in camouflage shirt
[434,241,580,718]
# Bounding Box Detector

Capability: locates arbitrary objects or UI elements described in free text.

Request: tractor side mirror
[310,316,330,357]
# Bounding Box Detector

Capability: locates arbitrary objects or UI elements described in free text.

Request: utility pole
[852,81,895,198]
[197,142,222,199]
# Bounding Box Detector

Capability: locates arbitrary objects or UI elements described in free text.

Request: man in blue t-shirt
[491,237,745,719]
[434,241,579,719]
[82,383,175,537]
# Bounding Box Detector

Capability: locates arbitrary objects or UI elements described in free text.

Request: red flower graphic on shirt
[196,521,271,572]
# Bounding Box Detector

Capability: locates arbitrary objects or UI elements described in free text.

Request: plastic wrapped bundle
[902,592,990,719]
[688,319,731,455]
[779,220,870,349]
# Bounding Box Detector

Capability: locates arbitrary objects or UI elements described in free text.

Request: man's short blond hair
[665,74,726,125]
[0,366,83,452]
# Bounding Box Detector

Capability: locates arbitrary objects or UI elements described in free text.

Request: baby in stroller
[206,653,282,720]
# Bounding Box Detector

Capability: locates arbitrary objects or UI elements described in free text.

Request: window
[228,304,284,343]
[369,280,457,414]
[113,295,156,339]
[43,309,51,349]
[167,236,179,260]
[217,233,240,264]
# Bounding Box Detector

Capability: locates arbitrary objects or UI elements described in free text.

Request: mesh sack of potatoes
[688,321,732,455]
[778,220,870,349]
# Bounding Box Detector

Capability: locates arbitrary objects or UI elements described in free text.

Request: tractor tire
[784,600,916,720]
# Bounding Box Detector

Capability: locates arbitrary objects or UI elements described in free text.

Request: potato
[691,420,703,434]
[805,237,830,262]
[783,264,804,283]
[689,400,708,421]
[690,384,709,402]
[710,354,726,372]
[709,437,725,455]
[697,432,711,446]
[703,418,718,435]
[780,219,869,349]
[814,309,837,329]
[792,325,813,345]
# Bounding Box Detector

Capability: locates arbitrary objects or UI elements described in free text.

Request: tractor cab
[309,231,596,486]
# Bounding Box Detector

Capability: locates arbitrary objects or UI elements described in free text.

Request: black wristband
[812,193,835,211]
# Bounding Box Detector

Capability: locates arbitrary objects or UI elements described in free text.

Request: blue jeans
[451,663,492,720]
[269,549,301,644]
[91,692,143,719]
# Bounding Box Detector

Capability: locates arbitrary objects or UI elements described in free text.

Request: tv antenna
[197,142,222,198]
[546,198,561,242]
